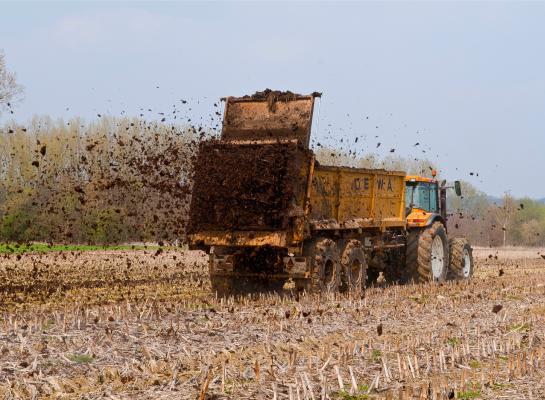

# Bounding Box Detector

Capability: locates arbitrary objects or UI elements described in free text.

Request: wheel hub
[462,248,471,277]
[431,235,444,279]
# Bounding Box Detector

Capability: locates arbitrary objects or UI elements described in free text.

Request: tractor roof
[406,175,437,184]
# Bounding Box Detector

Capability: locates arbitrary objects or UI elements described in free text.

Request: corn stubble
[0,249,544,399]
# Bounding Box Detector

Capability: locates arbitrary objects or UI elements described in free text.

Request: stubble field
[1,247,545,399]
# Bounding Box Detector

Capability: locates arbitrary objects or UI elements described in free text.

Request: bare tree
[493,193,516,247]
[0,50,23,114]
[520,219,541,247]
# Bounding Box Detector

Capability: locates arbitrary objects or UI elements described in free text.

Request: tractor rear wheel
[448,238,474,280]
[405,221,449,283]
[341,240,367,293]
[306,238,342,293]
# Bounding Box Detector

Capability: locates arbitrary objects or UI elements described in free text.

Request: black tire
[305,238,342,293]
[405,221,449,283]
[341,240,368,292]
[448,238,474,280]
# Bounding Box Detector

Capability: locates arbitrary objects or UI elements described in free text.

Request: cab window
[406,182,438,212]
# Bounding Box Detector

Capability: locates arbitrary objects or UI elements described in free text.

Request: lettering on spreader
[377,178,394,192]
[351,177,370,192]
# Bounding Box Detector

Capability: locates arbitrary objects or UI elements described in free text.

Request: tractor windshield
[405,181,438,213]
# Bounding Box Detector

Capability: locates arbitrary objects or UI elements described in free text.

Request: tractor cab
[405,173,462,229]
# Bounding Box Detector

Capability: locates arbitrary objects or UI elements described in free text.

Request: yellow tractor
[188,91,474,295]
[405,174,474,283]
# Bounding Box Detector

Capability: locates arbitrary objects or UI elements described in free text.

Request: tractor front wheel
[405,221,449,283]
[448,238,474,280]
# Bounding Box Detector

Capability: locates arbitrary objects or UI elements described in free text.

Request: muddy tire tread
[341,239,367,292]
[405,221,448,283]
[448,237,474,280]
[306,238,341,293]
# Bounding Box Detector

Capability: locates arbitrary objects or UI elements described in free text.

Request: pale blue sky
[1,1,545,197]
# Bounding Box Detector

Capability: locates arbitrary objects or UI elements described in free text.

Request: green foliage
[370,349,382,361]
[456,389,481,399]
[0,188,36,241]
[84,208,127,244]
[3,117,545,247]
[0,212,29,241]
[0,116,201,244]
[42,319,55,330]
[410,294,429,304]
[456,382,482,399]
[334,392,369,400]
[449,188,545,247]
[508,322,531,332]
[333,385,371,400]
[491,382,510,390]
[357,384,370,392]
[66,353,94,364]
[0,242,154,254]
[507,197,545,246]
[447,337,460,346]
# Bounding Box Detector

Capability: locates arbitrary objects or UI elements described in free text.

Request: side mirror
[454,181,462,196]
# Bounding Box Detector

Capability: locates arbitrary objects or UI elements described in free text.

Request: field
[0,243,160,255]
[1,247,545,399]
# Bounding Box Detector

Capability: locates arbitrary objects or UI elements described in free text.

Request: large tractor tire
[405,221,449,283]
[340,240,368,293]
[448,238,474,280]
[306,238,342,293]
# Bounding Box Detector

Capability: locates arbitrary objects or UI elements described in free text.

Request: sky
[1,1,545,198]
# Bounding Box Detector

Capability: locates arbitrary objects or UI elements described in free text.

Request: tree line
[0,116,199,244]
[1,120,544,247]
[315,148,545,248]
[449,190,545,247]
[1,121,544,247]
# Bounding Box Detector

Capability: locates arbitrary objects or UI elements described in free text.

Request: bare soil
[239,89,321,103]
[1,248,545,399]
